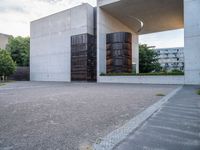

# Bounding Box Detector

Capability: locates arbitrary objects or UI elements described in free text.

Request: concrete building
[30,4,95,81]
[155,47,184,72]
[30,0,200,85]
[0,33,10,49]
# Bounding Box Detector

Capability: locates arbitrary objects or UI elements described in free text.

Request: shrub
[0,49,16,81]
[6,36,30,66]
[156,93,165,97]
[171,69,184,73]
[139,44,161,73]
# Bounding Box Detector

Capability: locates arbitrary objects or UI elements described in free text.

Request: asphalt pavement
[114,85,200,150]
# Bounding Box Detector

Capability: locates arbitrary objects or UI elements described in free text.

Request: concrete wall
[97,7,139,82]
[30,0,200,85]
[98,76,185,85]
[0,33,10,49]
[184,0,200,85]
[30,3,94,81]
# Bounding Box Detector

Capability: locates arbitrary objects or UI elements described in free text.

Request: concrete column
[97,8,139,81]
[184,0,200,84]
[132,35,139,73]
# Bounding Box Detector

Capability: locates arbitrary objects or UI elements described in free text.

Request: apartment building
[155,47,184,71]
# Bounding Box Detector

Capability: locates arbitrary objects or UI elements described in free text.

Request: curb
[93,86,183,150]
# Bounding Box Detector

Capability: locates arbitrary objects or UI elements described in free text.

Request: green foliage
[6,36,30,66]
[171,69,184,73]
[156,93,165,97]
[197,89,200,95]
[139,44,161,73]
[0,49,16,78]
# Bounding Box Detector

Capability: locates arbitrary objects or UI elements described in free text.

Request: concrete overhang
[99,0,184,35]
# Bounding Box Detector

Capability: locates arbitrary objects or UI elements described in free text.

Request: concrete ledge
[98,0,120,7]
[93,86,183,150]
[98,76,185,85]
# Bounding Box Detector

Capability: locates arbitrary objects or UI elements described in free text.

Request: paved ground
[114,85,200,150]
[0,82,178,150]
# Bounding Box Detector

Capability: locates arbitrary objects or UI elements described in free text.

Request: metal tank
[106,32,132,73]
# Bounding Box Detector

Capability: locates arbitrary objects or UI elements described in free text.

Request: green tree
[0,49,16,81]
[6,36,30,66]
[139,44,161,73]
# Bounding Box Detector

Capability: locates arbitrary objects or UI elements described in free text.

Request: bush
[171,69,184,73]
[6,36,30,66]
[0,49,16,81]
[156,93,165,97]
[139,44,161,73]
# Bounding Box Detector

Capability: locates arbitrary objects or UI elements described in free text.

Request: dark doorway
[71,34,96,81]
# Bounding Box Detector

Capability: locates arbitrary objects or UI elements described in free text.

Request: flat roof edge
[30,3,94,24]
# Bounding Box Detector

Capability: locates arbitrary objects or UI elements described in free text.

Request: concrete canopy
[99,0,184,34]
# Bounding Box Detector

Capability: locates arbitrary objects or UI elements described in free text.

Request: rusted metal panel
[71,34,96,81]
[106,32,132,73]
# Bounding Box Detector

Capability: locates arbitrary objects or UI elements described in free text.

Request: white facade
[30,0,200,85]
[0,33,10,49]
[97,7,139,81]
[30,3,94,81]
[155,47,184,71]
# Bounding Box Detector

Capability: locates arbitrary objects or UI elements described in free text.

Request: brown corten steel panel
[71,34,97,81]
[106,32,132,74]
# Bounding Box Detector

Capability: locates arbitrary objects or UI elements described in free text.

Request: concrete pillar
[132,35,139,73]
[97,8,139,81]
[184,0,200,84]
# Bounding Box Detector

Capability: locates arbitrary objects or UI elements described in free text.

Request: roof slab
[98,0,184,34]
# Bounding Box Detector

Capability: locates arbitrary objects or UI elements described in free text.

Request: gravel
[0,82,179,150]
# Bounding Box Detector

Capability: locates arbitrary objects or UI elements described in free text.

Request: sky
[0,0,184,48]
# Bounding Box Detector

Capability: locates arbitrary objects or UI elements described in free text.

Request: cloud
[0,0,183,48]
[139,29,184,48]
[38,0,63,2]
[0,0,96,36]
[0,0,27,13]
[0,5,26,13]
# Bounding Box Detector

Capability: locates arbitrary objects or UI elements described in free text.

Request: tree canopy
[6,36,30,66]
[139,44,161,73]
[0,49,16,78]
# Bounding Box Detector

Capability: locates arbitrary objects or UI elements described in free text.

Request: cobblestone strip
[93,86,183,150]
